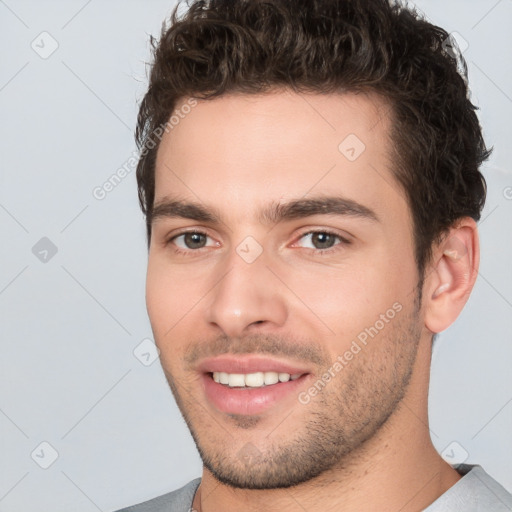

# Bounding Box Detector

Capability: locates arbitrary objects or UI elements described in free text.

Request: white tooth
[264,371,279,385]
[278,373,291,382]
[213,372,220,383]
[228,373,246,387]
[245,372,265,387]
[219,372,229,384]
[290,374,301,380]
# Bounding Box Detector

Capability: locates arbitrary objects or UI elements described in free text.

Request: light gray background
[0,1,511,511]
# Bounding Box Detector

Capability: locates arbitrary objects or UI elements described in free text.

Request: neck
[193,340,462,512]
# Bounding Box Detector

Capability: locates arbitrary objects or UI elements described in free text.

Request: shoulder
[113,478,201,512]
[425,464,512,511]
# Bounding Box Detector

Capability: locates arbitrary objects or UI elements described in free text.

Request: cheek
[146,259,169,331]
[146,256,215,369]
[276,254,410,350]
[146,262,186,374]
[145,257,194,339]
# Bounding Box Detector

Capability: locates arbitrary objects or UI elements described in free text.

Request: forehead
[153,90,404,225]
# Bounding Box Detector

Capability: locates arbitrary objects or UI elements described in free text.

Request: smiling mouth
[211,371,304,388]
[201,363,310,415]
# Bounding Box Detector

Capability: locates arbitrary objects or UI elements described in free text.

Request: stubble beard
[162,301,422,490]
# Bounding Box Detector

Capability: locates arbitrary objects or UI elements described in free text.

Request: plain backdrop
[0,1,511,511]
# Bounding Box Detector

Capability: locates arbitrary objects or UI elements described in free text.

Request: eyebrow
[150,195,379,226]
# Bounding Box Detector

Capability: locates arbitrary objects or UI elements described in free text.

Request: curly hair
[135,0,491,277]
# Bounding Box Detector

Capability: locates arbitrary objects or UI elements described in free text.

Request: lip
[197,356,312,415]
[202,373,309,415]
[197,355,311,375]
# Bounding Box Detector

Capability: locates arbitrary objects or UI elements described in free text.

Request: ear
[423,218,480,334]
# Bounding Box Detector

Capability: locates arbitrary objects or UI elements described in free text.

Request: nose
[204,246,288,338]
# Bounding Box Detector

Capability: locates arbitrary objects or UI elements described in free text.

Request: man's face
[147,90,425,488]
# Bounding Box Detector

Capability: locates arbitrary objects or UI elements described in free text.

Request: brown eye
[310,232,337,249]
[297,231,345,250]
[172,231,212,250]
[183,232,207,249]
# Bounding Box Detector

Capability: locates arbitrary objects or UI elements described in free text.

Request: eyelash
[166,229,351,257]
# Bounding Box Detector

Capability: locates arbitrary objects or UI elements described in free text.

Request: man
[117,0,512,510]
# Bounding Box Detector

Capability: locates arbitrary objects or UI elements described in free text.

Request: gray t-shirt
[115,464,512,511]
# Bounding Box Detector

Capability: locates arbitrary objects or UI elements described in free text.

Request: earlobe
[424,219,480,334]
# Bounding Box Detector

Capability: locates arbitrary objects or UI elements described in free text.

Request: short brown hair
[135,0,491,277]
